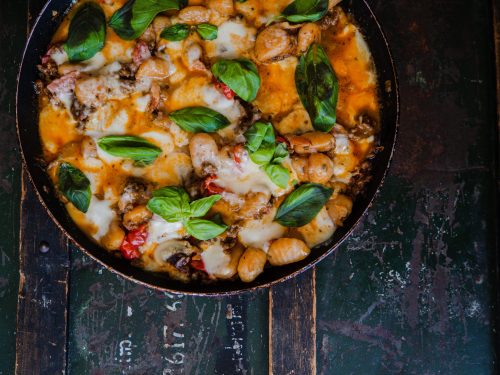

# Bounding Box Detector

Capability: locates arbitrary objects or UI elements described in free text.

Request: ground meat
[118,179,151,213]
[37,59,59,82]
[118,63,136,80]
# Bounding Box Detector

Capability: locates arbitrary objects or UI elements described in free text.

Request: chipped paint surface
[68,250,268,374]
[316,0,498,372]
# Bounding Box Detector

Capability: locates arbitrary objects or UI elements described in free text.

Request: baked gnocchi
[37,0,380,283]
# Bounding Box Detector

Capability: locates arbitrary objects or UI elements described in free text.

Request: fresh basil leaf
[152,186,190,203]
[147,187,191,222]
[161,23,190,41]
[211,59,260,102]
[244,122,275,152]
[275,183,332,227]
[295,43,338,132]
[196,23,218,40]
[57,162,91,213]
[185,219,227,240]
[147,197,189,222]
[190,195,221,218]
[110,0,180,40]
[64,3,106,62]
[282,0,328,23]
[264,164,290,189]
[249,142,276,165]
[169,106,230,133]
[97,135,162,166]
[272,142,289,164]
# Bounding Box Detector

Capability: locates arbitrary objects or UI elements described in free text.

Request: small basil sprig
[295,43,339,132]
[169,107,230,133]
[275,183,332,227]
[64,2,106,62]
[57,162,91,213]
[110,0,181,40]
[160,23,218,41]
[211,59,260,102]
[161,24,190,41]
[282,0,328,23]
[243,122,290,188]
[147,187,227,240]
[97,135,162,166]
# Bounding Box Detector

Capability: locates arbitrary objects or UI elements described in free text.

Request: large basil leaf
[244,122,275,152]
[196,23,218,40]
[185,219,227,240]
[169,107,230,133]
[282,0,328,23]
[264,164,290,189]
[64,3,106,62]
[110,0,180,40]
[190,195,221,218]
[295,43,339,132]
[275,183,332,227]
[147,187,191,222]
[57,162,91,213]
[161,23,190,41]
[211,59,261,102]
[272,143,289,164]
[97,135,162,166]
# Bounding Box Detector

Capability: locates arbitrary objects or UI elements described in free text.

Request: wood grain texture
[15,0,71,373]
[269,269,316,375]
[15,176,70,375]
[0,0,27,373]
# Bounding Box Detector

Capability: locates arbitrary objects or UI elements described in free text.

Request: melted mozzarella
[334,134,352,155]
[85,197,116,240]
[201,242,231,276]
[238,209,286,252]
[215,156,282,196]
[135,95,151,112]
[201,84,243,123]
[141,130,174,153]
[205,20,256,59]
[147,215,185,245]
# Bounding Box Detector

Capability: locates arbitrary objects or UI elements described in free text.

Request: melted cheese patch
[68,197,116,241]
[147,215,185,245]
[215,156,282,196]
[238,208,286,252]
[204,20,256,59]
[201,242,231,276]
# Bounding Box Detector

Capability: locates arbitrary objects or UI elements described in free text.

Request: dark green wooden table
[1,0,499,374]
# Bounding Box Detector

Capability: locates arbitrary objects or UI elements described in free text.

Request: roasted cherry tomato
[190,256,206,272]
[214,81,236,100]
[202,175,225,195]
[120,224,148,260]
[232,144,245,165]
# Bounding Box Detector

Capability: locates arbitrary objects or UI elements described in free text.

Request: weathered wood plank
[15,176,70,375]
[269,269,316,375]
[67,248,269,374]
[15,0,71,373]
[0,0,28,372]
[316,0,499,373]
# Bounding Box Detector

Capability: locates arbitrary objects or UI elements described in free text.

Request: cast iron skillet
[17,0,399,295]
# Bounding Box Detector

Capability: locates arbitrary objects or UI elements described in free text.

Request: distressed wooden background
[0,0,499,373]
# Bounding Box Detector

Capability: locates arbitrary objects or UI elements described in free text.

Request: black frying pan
[16,0,399,295]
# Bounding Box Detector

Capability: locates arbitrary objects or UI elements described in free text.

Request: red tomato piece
[214,81,236,100]
[120,224,148,260]
[232,144,245,165]
[190,258,206,272]
[202,175,225,195]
